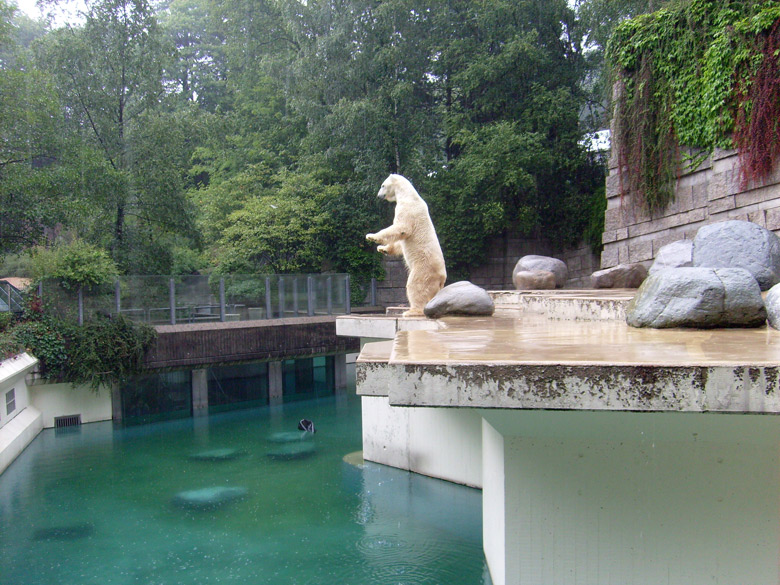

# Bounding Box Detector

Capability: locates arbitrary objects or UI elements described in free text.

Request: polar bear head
[377,174,412,202]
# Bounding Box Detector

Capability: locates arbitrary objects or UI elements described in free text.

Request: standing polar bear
[366,174,447,317]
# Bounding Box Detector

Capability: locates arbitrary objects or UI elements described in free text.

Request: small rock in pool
[189,448,243,462]
[266,441,316,461]
[33,522,95,541]
[172,486,248,510]
[266,431,313,444]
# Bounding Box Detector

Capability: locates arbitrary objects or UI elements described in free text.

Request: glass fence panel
[34,273,361,325]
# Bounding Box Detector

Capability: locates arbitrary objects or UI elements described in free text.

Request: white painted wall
[361,396,482,488]
[0,353,42,475]
[28,381,112,428]
[482,410,780,585]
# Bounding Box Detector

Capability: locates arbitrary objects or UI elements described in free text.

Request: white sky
[11,0,85,25]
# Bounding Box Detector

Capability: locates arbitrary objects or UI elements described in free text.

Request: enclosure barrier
[30,274,378,325]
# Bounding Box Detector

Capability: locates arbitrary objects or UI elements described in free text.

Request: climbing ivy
[608,0,780,212]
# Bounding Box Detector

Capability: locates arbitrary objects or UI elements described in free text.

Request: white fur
[366,174,447,316]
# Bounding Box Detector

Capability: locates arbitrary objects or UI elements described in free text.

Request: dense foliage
[0,0,610,283]
[608,0,780,212]
[2,294,156,390]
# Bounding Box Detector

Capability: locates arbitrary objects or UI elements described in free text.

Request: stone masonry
[602,148,780,270]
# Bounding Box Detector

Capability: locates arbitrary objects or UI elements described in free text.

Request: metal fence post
[292,277,299,316]
[5,284,11,313]
[38,281,43,302]
[345,274,351,314]
[114,280,121,316]
[78,286,84,326]
[370,277,377,306]
[265,277,272,319]
[326,276,333,315]
[278,277,285,318]
[219,278,226,322]
[307,276,315,316]
[169,278,176,325]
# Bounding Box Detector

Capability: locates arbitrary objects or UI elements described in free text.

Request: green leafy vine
[608,0,780,213]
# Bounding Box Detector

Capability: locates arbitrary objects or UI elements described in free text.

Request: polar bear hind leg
[403,269,445,317]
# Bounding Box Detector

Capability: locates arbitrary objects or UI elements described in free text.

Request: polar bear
[366,174,447,317]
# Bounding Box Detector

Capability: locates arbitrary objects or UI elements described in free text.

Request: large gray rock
[626,267,766,328]
[591,263,648,289]
[693,220,780,290]
[513,255,568,288]
[649,240,693,274]
[424,281,495,318]
[765,283,780,329]
[513,270,556,290]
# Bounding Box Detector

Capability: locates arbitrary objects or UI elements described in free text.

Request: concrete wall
[482,409,780,585]
[28,381,112,428]
[361,395,483,488]
[601,148,780,269]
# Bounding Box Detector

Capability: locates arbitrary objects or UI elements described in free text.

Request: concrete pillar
[481,410,780,585]
[333,353,347,393]
[191,368,208,416]
[268,361,283,406]
[111,384,123,422]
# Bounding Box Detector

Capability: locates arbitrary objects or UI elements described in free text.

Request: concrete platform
[342,291,780,585]
[360,309,780,413]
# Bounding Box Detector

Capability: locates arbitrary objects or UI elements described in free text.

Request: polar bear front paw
[366,233,379,242]
[377,244,389,255]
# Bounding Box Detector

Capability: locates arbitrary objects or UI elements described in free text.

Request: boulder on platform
[649,240,694,274]
[693,220,780,290]
[512,270,556,290]
[424,281,495,318]
[591,263,648,289]
[765,283,780,330]
[626,267,767,328]
[513,255,568,288]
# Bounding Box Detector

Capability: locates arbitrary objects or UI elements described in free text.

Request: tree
[37,0,178,269]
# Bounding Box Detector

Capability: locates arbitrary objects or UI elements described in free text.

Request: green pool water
[0,392,490,584]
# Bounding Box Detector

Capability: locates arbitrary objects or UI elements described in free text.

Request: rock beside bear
[512,255,567,288]
[424,281,495,318]
[366,174,447,317]
[626,267,766,328]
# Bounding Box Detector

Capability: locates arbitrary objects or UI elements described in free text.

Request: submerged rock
[33,522,95,541]
[424,281,494,318]
[189,448,243,462]
[266,441,316,461]
[513,255,568,288]
[626,267,766,328]
[266,431,313,444]
[693,220,780,290]
[172,486,248,510]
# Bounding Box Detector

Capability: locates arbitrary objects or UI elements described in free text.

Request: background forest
[0,0,653,288]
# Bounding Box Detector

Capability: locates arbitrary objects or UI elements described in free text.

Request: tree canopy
[1,0,612,284]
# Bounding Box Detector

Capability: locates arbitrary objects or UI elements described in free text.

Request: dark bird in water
[298,419,315,433]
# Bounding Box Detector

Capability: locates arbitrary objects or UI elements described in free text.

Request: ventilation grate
[54,414,82,429]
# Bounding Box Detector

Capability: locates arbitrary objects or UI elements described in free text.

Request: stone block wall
[375,236,600,306]
[601,148,780,269]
